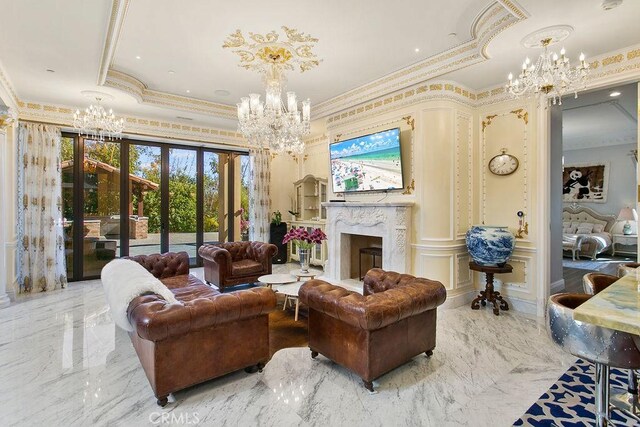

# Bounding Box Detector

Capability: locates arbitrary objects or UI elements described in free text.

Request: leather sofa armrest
[250,242,278,269]
[128,287,277,341]
[300,278,447,331]
[198,245,232,274]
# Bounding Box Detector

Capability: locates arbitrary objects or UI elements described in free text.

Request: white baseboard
[550,279,566,294]
[439,287,540,318]
[440,289,477,309]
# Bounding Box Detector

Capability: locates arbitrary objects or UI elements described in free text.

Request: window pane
[203,151,221,245]
[239,154,250,241]
[128,144,161,256]
[82,140,120,277]
[60,136,74,280]
[168,148,197,262]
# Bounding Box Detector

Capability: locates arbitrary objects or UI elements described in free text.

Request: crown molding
[104,69,237,119]
[97,0,130,85]
[17,99,246,147]
[314,0,529,119]
[324,43,640,128]
[0,60,19,111]
[92,0,528,124]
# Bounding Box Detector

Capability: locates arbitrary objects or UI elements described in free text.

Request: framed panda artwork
[562,162,609,203]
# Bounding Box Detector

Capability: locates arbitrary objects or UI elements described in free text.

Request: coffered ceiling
[0,0,638,131]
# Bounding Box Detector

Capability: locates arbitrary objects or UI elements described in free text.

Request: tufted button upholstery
[198,241,277,291]
[299,268,447,390]
[122,251,277,405]
[126,252,189,279]
[301,268,447,330]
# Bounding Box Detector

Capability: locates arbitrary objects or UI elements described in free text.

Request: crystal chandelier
[506,38,590,105]
[237,66,310,154]
[73,92,124,141]
[223,27,321,154]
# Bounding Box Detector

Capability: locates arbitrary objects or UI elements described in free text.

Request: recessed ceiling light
[414,48,420,53]
[168,70,175,74]
[448,32,457,37]
[214,89,231,96]
[601,0,623,11]
[135,55,141,59]
[609,91,621,97]
[46,69,55,73]
[186,90,191,93]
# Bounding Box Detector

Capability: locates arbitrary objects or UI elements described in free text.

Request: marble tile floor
[0,269,576,427]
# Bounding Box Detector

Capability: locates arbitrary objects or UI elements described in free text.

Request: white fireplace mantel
[323,201,413,281]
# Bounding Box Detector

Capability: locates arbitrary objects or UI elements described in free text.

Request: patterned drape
[17,123,66,292]
[248,148,271,243]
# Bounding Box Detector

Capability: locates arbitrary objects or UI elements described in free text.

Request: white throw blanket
[101,259,179,331]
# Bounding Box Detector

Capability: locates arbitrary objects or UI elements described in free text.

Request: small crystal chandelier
[73,92,124,141]
[506,38,590,105]
[223,27,321,154]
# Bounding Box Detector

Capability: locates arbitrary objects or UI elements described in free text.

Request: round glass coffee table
[257,273,297,289]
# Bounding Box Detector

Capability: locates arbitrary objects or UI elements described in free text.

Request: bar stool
[359,247,382,280]
[583,272,619,295]
[583,273,640,415]
[618,263,640,278]
[548,293,640,426]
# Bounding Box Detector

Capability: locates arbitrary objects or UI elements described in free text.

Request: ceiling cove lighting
[73,91,124,141]
[223,26,321,154]
[506,27,590,105]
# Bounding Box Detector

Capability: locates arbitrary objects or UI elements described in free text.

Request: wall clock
[488,149,519,176]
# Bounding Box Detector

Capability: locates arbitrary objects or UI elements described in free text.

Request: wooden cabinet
[293,175,328,221]
[289,175,328,267]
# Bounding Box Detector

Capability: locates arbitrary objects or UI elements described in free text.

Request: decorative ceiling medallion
[223,26,321,73]
[521,25,574,48]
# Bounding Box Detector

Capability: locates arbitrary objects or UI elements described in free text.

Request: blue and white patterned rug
[514,359,640,426]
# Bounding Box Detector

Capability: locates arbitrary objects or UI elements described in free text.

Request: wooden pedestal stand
[469,261,512,316]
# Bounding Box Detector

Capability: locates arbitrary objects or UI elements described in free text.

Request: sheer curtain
[248,148,271,242]
[17,123,66,292]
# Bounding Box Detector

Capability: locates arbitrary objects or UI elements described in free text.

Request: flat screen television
[329,127,404,193]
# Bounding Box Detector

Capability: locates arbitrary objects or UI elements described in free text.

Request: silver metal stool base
[610,391,640,421]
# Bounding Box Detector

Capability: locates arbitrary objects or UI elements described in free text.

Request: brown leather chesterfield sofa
[299,268,447,391]
[125,252,277,406]
[198,241,277,291]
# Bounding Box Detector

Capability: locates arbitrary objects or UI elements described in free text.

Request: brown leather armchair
[124,252,277,406]
[198,241,277,291]
[299,268,447,391]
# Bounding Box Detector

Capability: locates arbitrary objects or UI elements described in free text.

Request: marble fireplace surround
[323,202,413,281]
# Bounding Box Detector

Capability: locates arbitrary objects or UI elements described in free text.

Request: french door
[61,133,247,281]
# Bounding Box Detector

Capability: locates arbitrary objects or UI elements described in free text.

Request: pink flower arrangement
[237,208,250,233]
[283,227,327,249]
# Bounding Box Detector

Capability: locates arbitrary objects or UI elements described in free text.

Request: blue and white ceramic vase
[465,225,515,267]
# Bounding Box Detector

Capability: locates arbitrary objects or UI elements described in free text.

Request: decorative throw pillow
[563,221,571,229]
[578,222,595,233]
[570,221,581,229]
[576,227,593,234]
[563,226,577,234]
[592,224,605,233]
